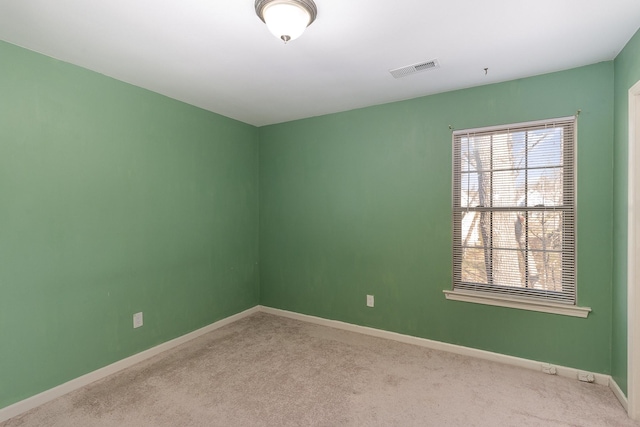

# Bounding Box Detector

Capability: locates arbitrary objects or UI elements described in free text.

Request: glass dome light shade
[262,1,311,42]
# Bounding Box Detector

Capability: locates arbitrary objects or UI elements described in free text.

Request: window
[446,116,589,317]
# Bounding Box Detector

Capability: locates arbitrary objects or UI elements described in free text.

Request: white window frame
[444,116,591,318]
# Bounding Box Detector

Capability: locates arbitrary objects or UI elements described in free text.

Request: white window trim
[443,289,591,318]
[627,79,640,420]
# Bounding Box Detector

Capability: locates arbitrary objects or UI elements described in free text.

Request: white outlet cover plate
[367,295,374,307]
[133,312,143,328]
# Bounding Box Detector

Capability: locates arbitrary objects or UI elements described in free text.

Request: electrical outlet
[133,312,143,329]
[366,295,374,307]
[578,371,595,383]
[541,363,557,375]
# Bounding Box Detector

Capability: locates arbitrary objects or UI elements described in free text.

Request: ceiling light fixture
[255,0,317,44]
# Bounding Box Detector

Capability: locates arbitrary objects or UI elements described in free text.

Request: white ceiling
[1,1,639,127]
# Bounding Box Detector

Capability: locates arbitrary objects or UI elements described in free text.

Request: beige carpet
[2,312,637,427]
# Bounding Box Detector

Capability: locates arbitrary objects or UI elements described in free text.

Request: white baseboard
[2,304,628,423]
[610,377,629,412]
[0,306,260,423]
[259,306,612,387]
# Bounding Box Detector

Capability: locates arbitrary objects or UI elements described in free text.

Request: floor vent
[390,59,440,79]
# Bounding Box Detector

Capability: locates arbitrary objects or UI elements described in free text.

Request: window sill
[443,290,591,318]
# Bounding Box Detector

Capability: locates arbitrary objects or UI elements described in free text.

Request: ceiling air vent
[390,59,440,79]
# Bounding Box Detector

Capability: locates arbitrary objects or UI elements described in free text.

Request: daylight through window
[452,117,576,304]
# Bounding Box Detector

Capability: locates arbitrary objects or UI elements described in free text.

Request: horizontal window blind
[452,117,576,304]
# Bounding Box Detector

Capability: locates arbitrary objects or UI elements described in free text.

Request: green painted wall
[612,28,640,396]
[0,41,259,409]
[259,62,615,373]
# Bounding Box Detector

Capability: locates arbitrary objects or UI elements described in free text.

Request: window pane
[532,251,563,292]
[527,168,563,207]
[491,212,521,251]
[527,128,563,169]
[461,212,481,246]
[528,211,563,251]
[510,131,527,169]
[461,248,488,284]
[460,172,479,208]
[492,171,521,207]
[491,248,524,287]
[460,137,472,172]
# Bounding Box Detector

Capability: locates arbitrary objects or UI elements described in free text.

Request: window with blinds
[452,117,576,304]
